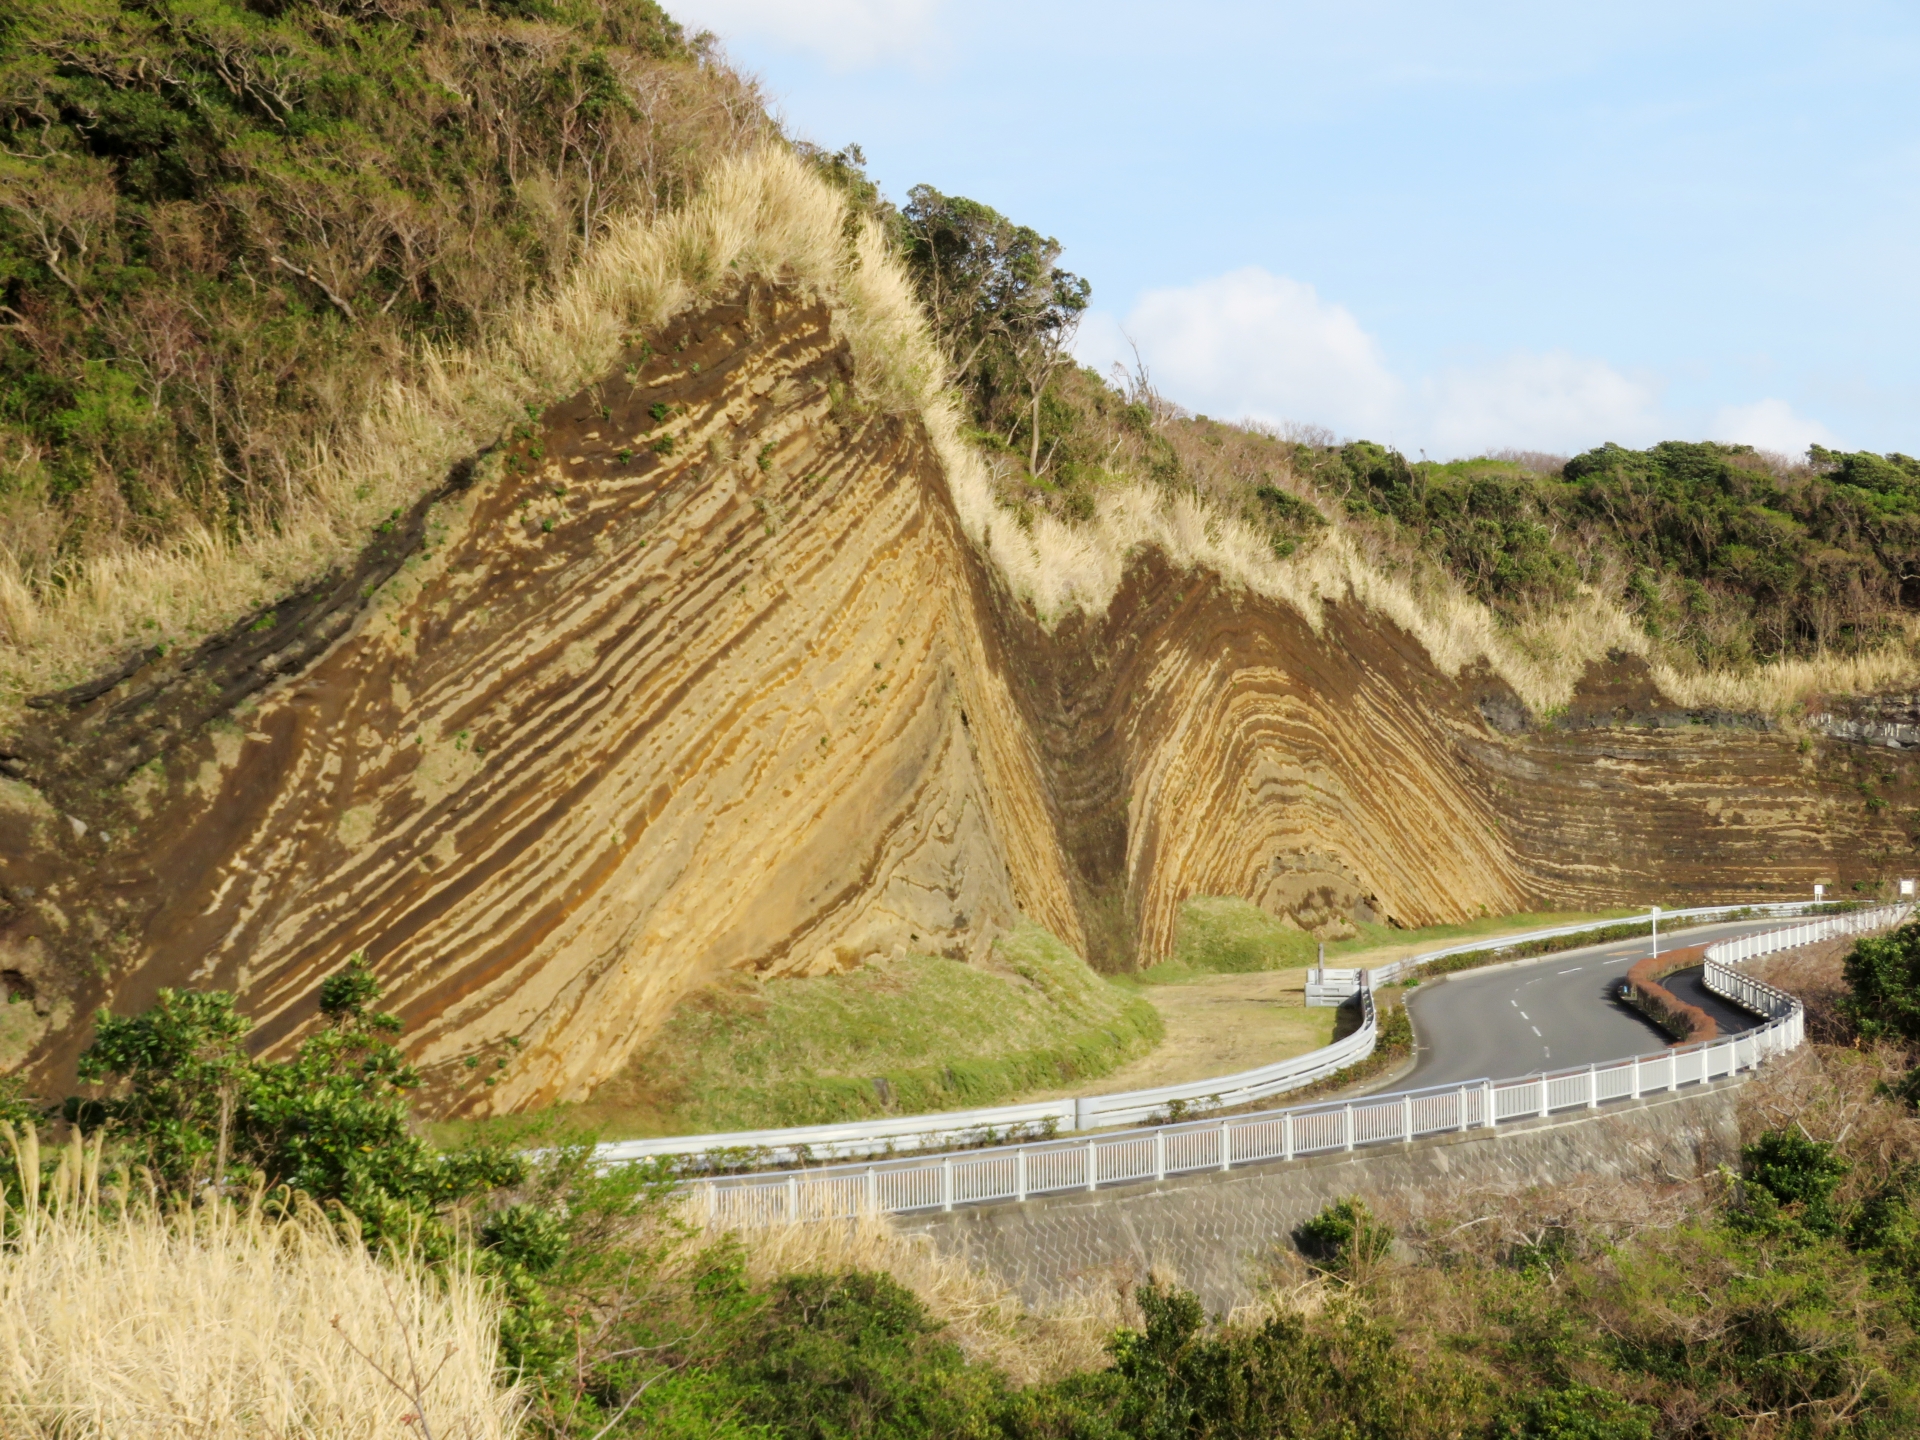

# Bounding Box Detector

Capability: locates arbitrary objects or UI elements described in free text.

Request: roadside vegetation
[1153,898,1636,981]
[10,924,1920,1436]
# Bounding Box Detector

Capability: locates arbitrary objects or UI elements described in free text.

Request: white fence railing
[1702,902,1909,1029]
[675,902,1908,1223]
[596,901,1840,1168]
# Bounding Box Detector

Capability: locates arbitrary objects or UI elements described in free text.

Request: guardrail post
[1086,1139,1098,1192]
[1015,1148,1027,1203]
[865,1166,878,1214]
[1219,1120,1233,1172]
[1481,1078,1493,1127]
[1343,1103,1355,1152]
[1537,1076,1549,1119]
[1282,1112,1294,1161]
[1586,1064,1598,1110]
[1402,1093,1414,1144]
[1629,1055,1640,1100]
[704,1180,718,1227]
[940,1156,954,1212]
[787,1172,799,1220]
[1154,1129,1166,1183]
[1456,1084,1469,1132]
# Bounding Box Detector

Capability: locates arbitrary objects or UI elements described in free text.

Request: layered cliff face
[1,280,1910,1115]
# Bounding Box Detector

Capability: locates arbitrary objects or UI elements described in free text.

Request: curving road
[1395,918,1788,1090]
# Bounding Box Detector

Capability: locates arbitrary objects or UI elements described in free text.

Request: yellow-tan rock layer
[0,282,1908,1115]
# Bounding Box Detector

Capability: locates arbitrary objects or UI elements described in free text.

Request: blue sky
[671,0,1920,461]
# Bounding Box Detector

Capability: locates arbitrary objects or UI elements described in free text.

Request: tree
[72,987,253,1190]
[67,953,519,1235]
[899,185,1089,477]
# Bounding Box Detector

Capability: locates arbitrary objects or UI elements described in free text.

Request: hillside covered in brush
[1,0,1919,1117]
[0,0,759,608]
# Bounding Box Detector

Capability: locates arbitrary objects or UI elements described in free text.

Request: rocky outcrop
[1810,695,1920,749]
[2,280,1913,1115]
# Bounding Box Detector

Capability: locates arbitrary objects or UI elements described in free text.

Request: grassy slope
[951,359,1920,718]
[475,924,1161,1141]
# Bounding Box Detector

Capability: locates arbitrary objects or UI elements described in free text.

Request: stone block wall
[897,1080,1744,1314]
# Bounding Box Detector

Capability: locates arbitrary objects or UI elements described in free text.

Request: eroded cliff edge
[0,281,1907,1115]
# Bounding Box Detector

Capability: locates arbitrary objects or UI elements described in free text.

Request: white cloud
[1093,267,1403,436]
[670,0,942,69]
[1708,398,1839,460]
[1422,351,1664,456]
[1079,264,1843,461]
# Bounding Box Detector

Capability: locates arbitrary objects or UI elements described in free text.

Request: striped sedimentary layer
[0,281,1910,1114]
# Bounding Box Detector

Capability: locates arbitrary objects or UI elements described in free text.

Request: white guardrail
[594,901,1852,1171]
[672,900,1908,1225]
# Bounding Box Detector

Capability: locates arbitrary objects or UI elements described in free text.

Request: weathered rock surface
[1,281,1912,1115]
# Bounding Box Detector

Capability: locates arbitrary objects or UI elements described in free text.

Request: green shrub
[1740,1130,1851,1237]
[1293,1197,1394,1278]
[1843,922,1920,1044]
[1498,1385,1653,1440]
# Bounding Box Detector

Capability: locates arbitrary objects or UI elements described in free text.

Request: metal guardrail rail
[595,901,1843,1168]
[677,901,1909,1225]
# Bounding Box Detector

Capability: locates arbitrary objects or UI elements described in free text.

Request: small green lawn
[1137,898,1638,985]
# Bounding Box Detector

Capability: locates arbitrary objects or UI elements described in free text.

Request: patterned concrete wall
[897,1080,1744,1314]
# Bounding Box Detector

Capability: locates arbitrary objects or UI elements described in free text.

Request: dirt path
[1026,968,1334,1098]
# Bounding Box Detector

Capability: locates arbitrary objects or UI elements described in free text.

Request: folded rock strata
[0,280,1908,1115]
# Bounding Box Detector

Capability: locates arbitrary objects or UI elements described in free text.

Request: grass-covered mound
[588,923,1162,1134]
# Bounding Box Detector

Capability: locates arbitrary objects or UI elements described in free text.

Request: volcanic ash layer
[0,281,1898,1115]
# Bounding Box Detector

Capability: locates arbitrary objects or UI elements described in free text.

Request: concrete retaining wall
[897,1079,1744,1314]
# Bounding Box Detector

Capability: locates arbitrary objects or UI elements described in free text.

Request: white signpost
[1903,879,1915,899]
[1650,905,1660,958]
[1815,884,1826,902]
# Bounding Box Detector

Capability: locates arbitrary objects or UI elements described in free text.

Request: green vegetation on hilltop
[1335,439,1920,663]
[871,149,1920,678]
[573,922,1160,1136]
[0,0,759,592]
[942,338,1920,672]
[3,1,1912,708]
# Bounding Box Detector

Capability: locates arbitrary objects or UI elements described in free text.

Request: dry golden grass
[5,137,1907,729]
[0,145,915,727]
[947,464,1920,717]
[693,1203,1140,1386]
[1749,937,1862,1044]
[0,1127,522,1440]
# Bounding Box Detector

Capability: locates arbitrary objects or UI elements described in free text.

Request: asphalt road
[1394,918,1787,1090]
